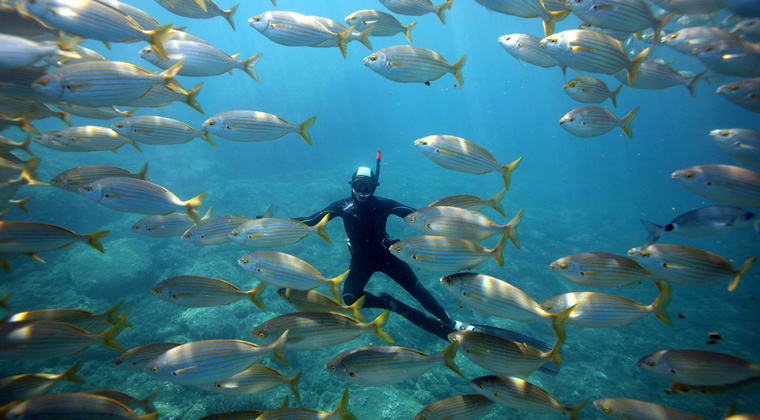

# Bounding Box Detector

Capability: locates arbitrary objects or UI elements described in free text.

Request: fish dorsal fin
[262,204,273,218]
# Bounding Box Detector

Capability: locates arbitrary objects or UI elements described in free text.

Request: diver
[292,152,462,340]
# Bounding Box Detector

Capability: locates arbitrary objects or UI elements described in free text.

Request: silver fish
[156,0,238,30]
[150,275,265,310]
[182,214,252,245]
[110,342,180,371]
[476,0,570,37]
[593,398,707,420]
[640,205,756,247]
[364,45,466,85]
[249,11,355,59]
[613,61,706,97]
[428,188,507,216]
[50,163,149,193]
[379,0,454,24]
[111,115,214,147]
[139,39,262,81]
[39,126,142,153]
[132,208,212,238]
[0,221,108,254]
[471,375,588,419]
[566,0,673,44]
[638,349,760,386]
[0,319,126,359]
[696,40,760,77]
[671,164,760,208]
[449,329,562,376]
[559,106,639,138]
[5,392,158,420]
[345,9,416,43]
[118,81,204,114]
[202,110,316,144]
[198,364,301,403]
[0,361,85,406]
[661,27,739,55]
[230,214,330,247]
[550,252,658,287]
[717,77,760,114]
[563,76,622,107]
[404,206,522,245]
[0,34,80,70]
[710,128,760,168]
[413,394,495,420]
[390,234,510,272]
[498,33,566,74]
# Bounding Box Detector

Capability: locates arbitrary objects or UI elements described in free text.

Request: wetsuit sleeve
[291,201,343,226]
[387,200,416,218]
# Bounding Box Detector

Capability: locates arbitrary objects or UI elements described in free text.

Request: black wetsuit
[294,195,457,340]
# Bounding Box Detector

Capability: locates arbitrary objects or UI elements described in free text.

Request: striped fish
[449,330,562,376]
[5,392,158,420]
[308,17,374,51]
[51,163,149,193]
[144,332,290,385]
[389,233,510,272]
[182,214,252,245]
[132,208,212,238]
[628,244,756,291]
[549,252,658,288]
[23,0,173,59]
[651,0,723,14]
[156,0,238,30]
[0,34,80,71]
[563,76,621,107]
[477,0,569,36]
[440,272,574,343]
[277,288,366,321]
[717,77,760,115]
[567,0,673,44]
[255,387,356,420]
[0,221,109,254]
[0,361,85,406]
[150,275,265,310]
[0,135,33,155]
[4,300,127,329]
[577,22,633,41]
[110,342,180,371]
[413,394,495,420]
[230,214,331,248]
[118,81,204,114]
[665,378,760,396]
[79,387,160,414]
[79,177,207,225]
[44,44,107,67]
[364,45,466,85]
[559,105,639,138]
[710,129,760,169]
[672,164,760,208]
[541,286,672,328]
[0,319,126,359]
[203,110,316,144]
[614,61,706,97]
[661,27,739,56]
[379,0,453,24]
[471,375,588,420]
[97,0,163,31]
[404,206,522,246]
[32,61,186,107]
[593,398,707,420]
[39,126,142,153]
[53,103,136,120]
[429,188,507,216]
[498,34,566,74]
[111,116,215,147]
[696,40,760,78]
[414,135,523,190]
[0,67,56,103]
[345,9,416,43]
[198,364,302,403]
[326,341,464,386]
[0,157,39,181]
[640,205,756,248]
[249,11,355,58]
[539,29,649,85]
[250,310,393,351]
[139,40,262,81]
[638,349,760,387]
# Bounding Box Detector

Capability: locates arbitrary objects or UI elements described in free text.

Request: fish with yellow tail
[0,319,127,359]
[111,342,180,371]
[111,116,215,147]
[415,135,523,190]
[118,81,205,114]
[150,275,266,310]
[4,300,128,330]
[563,76,622,107]
[344,10,416,43]
[364,45,466,85]
[565,0,674,45]
[139,40,261,81]
[254,387,357,420]
[550,252,658,288]
[0,221,109,254]
[593,398,706,420]
[132,208,212,238]
[559,106,639,138]
[198,364,302,403]
[450,329,562,376]
[471,375,588,420]
[277,288,366,321]
[144,331,290,385]
[638,349,760,386]
[0,361,85,406]
[156,0,238,30]
[498,34,566,75]
[671,164,760,208]
[51,163,150,194]
[4,392,158,420]
[250,310,393,351]
[203,110,316,144]
[379,0,454,24]
[249,11,356,59]
[326,341,464,386]
[429,188,507,216]
[231,213,331,248]
[79,177,207,226]
[413,394,495,420]
[628,244,755,291]
[389,232,510,272]
[440,272,574,343]
[405,206,522,246]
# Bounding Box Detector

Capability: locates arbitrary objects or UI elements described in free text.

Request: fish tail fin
[137,162,150,181]
[116,308,133,329]
[620,106,639,139]
[193,0,206,11]
[185,82,205,114]
[452,54,467,86]
[202,130,216,147]
[103,300,125,325]
[330,269,350,304]
[18,113,40,136]
[404,21,416,43]
[729,256,756,292]
[315,212,331,242]
[500,156,523,190]
[358,26,374,50]
[349,295,366,321]
[654,12,677,45]
[22,157,42,185]
[20,135,34,157]
[247,281,267,311]
[86,230,110,253]
[147,24,173,61]
[14,196,33,216]
[288,372,302,404]
[371,309,395,343]
[298,116,317,145]
[61,360,86,385]
[128,138,143,153]
[640,219,663,248]
[652,284,673,326]
[489,188,507,216]
[225,4,239,30]
[491,230,509,267]
[20,164,46,185]
[549,339,563,365]
[185,192,207,225]
[337,25,355,59]
[57,110,72,126]
[436,0,454,24]
[628,47,649,86]
[0,292,11,311]
[543,10,570,37]
[334,388,355,420]
[161,61,187,94]
[505,208,523,249]
[100,318,128,353]
[241,52,262,82]
[610,84,622,107]
[686,69,708,98]
[551,304,576,344]
[568,398,589,420]
[272,330,291,369]
[143,386,160,413]
[440,340,466,379]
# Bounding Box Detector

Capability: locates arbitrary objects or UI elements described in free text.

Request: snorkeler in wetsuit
[292,159,464,340]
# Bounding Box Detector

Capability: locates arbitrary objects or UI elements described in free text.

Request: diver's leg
[342,257,387,308]
[379,294,455,341]
[383,257,455,325]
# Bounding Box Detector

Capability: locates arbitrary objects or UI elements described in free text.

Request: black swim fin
[469,324,561,376]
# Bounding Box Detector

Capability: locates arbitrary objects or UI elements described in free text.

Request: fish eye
[349,372,356,377]
[546,305,553,310]
[477,384,484,389]
[560,264,567,270]
[394,246,401,252]
[240,258,247,263]
[369,56,377,61]
[445,279,452,285]
[226,125,232,130]
[207,121,215,126]
[421,140,427,145]
[37,79,48,86]
[83,186,91,191]
[259,332,265,337]
[603,407,611,413]
[330,365,335,370]
[720,131,730,136]
[256,268,262,272]
[154,289,161,293]
[253,16,260,21]
[113,360,121,365]
[567,82,575,87]
[569,117,575,122]
[648,362,656,367]
[55,133,62,137]
[231,231,238,236]
[641,251,650,258]
[151,367,157,372]
[670,34,678,39]
[409,217,415,222]
[704,46,713,51]
[685,172,694,178]
[115,123,123,128]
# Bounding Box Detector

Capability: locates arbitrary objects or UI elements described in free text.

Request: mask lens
[352,178,375,193]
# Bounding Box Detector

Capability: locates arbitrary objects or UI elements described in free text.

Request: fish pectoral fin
[412,254,434,260]
[173,366,198,376]
[434,148,458,157]
[570,45,591,52]
[171,293,194,298]
[246,233,266,239]
[462,291,488,303]
[65,83,96,91]
[49,6,74,16]
[721,53,748,60]
[388,61,406,68]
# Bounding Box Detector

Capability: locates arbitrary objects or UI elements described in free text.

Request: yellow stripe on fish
[672,164,760,208]
[150,275,265,310]
[5,300,127,329]
[638,349,760,386]
[429,188,507,216]
[415,135,523,189]
[550,251,658,287]
[405,206,522,246]
[111,115,214,146]
[390,233,510,272]
[277,288,366,321]
[471,375,588,420]
[5,392,158,420]
[132,207,212,238]
[413,394,495,420]
[198,364,302,403]
[255,387,356,420]
[110,342,180,371]
[449,330,562,376]
[379,0,454,24]
[231,213,330,247]
[203,110,316,144]
[593,398,707,420]
[51,163,149,193]
[0,361,85,406]
[182,214,252,245]
[0,319,127,359]
[249,11,356,58]
[0,221,109,254]
[364,45,466,85]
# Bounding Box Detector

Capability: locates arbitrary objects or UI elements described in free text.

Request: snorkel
[375,151,381,187]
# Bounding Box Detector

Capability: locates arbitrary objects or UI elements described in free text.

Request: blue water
[1,0,759,419]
